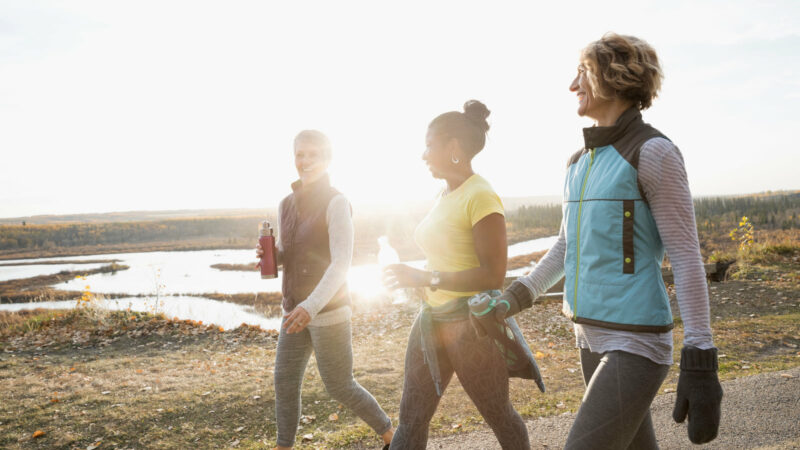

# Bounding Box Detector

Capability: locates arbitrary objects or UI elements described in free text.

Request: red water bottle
[258,220,278,279]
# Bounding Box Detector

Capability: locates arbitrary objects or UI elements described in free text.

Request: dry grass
[1,232,798,448]
[0,263,129,303]
[507,250,547,271]
[1,308,277,449]
[190,292,284,318]
[0,259,122,267]
[702,228,800,262]
[0,308,61,333]
[3,272,797,449]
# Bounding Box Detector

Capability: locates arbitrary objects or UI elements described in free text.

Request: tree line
[505,204,563,231]
[693,192,800,232]
[0,217,274,252]
[504,191,800,234]
[1,192,798,253]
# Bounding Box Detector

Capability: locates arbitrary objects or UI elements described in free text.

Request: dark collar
[291,173,331,194]
[582,107,643,149]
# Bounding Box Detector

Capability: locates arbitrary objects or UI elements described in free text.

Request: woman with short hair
[259,130,394,449]
[488,33,723,449]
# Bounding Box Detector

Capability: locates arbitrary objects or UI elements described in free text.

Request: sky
[1,0,798,219]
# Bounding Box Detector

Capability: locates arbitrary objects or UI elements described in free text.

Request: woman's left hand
[383,264,431,289]
[283,306,311,334]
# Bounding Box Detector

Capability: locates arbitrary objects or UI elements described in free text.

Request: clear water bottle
[377,236,407,304]
[377,236,399,267]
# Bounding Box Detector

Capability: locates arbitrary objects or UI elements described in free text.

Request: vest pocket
[622,200,635,274]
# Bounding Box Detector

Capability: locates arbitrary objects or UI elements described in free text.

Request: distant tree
[0,193,797,253]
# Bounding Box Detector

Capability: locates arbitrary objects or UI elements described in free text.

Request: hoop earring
[451,153,460,164]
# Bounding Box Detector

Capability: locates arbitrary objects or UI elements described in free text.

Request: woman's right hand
[283,306,311,334]
[383,264,431,290]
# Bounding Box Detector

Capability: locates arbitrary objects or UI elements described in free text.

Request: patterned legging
[389,314,530,450]
[274,319,392,448]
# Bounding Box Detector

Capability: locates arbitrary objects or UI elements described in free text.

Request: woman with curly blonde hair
[482,33,723,448]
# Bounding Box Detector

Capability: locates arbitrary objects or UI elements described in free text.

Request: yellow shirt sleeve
[467,187,504,227]
[414,174,505,307]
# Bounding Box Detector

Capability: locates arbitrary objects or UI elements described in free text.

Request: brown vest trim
[569,313,675,333]
[622,199,635,274]
[566,147,590,168]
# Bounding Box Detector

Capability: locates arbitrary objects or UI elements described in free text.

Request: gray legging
[565,349,670,450]
[274,319,392,448]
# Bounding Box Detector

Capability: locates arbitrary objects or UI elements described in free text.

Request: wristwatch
[429,270,441,291]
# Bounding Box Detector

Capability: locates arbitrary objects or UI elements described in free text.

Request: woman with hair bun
[383,100,531,449]
[485,33,723,448]
[258,130,394,450]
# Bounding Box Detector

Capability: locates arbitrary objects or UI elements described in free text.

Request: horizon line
[2,189,799,224]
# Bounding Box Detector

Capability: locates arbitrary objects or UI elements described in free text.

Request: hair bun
[462,100,490,132]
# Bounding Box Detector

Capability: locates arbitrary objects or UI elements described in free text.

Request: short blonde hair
[294,129,332,160]
[580,33,663,110]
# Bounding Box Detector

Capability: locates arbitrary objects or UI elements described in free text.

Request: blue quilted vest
[562,108,674,332]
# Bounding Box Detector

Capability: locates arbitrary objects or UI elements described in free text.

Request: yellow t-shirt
[414,174,505,307]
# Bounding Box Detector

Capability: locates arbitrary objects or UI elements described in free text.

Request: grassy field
[1,236,798,449]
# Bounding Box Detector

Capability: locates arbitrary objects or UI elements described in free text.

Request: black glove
[672,346,723,444]
[494,281,533,319]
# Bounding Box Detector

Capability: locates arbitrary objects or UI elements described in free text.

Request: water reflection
[45,236,556,296]
[0,235,558,327]
[507,235,558,257]
[45,249,280,295]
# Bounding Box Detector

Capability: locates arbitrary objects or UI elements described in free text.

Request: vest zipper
[573,148,595,320]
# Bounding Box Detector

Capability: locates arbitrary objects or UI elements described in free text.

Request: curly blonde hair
[580,33,663,110]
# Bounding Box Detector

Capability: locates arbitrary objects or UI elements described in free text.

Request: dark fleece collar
[291,173,331,194]
[582,107,643,149]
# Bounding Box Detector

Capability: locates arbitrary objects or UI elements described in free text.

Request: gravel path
[427,366,800,449]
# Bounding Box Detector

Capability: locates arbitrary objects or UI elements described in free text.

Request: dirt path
[428,366,800,449]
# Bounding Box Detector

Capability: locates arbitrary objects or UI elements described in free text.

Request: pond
[0,235,558,330]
